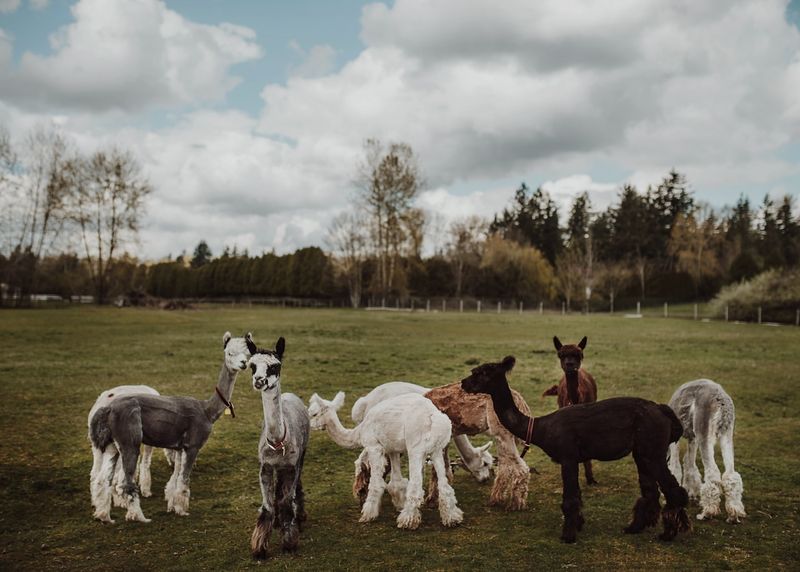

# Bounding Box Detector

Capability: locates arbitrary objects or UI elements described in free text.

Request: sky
[1,0,799,260]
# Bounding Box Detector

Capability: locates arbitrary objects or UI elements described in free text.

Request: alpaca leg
[111,455,126,507]
[397,450,425,530]
[295,451,308,530]
[352,448,371,507]
[697,433,722,521]
[251,463,275,560]
[138,445,154,497]
[719,431,746,523]
[625,452,661,534]
[165,450,183,512]
[120,446,150,523]
[360,448,387,523]
[163,448,176,466]
[89,445,103,505]
[560,461,582,543]
[682,437,701,500]
[386,452,408,511]
[425,447,449,507]
[490,433,529,510]
[656,463,690,541]
[430,449,463,527]
[276,467,301,552]
[667,442,682,483]
[172,448,197,516]
[583,461,598,485]
[93,446,118,523]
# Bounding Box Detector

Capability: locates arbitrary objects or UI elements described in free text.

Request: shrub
[708,268,800,322]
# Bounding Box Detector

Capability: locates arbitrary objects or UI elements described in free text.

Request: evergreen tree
[191,240,212,268]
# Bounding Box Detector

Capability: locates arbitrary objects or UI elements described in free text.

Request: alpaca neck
[485,379,535,443]
[322,410,360,449]
[261,388,285,442]
[205,363,238,422]
[564,369,580,404]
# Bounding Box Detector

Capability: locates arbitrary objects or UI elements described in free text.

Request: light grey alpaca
[89,332,256,523]
[667,379,746,523]
[249,337,310,560]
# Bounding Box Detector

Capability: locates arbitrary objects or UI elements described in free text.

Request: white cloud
[289,42,337,78]
[29,0,48,10]
[0,0,262,112]
[0,0,20,13]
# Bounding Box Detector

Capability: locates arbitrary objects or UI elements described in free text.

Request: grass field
[1,306,798,571]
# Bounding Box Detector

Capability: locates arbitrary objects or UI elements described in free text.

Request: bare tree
[327,210,368,308]
[447,215,487,297]
[595,260,632,312]
[356,139,423,296]
[668,205,721,296]
[555,247,584,311]
[68,148,152,304]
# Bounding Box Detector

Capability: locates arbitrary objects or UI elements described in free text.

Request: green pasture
[1,307,798,570]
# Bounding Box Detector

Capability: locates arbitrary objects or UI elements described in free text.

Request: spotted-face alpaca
[249,337,310,560]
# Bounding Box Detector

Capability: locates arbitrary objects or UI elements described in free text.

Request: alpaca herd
[86,329,746,558]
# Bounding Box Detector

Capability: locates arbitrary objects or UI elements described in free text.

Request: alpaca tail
[541,385,559,398]
[351,396,367,424]
[90,406,113,450]
[659,404,684,444]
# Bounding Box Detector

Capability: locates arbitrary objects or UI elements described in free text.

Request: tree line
[1,130,798,308]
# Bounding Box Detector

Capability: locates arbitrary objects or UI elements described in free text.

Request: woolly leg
[560,461,582,543]
[163,448,176,467]
[397,450,425,530]
[697,433,722,521]
[360,448,387,523]
[295,451,308,530]
[667,442,682,483]
[89,445,103,505]
[386,452,408,511]
[251,463,275,560]
[352,449,371,507]
[682,437,701,500]
[275,467,301,553]
[625,452,661,534]
[111,455,126,507]
[719,431,746,523]
[171,448,197,516]
[138,445,154,498]
[583,461,598,485]
[425,447,449,507]
[430,449,463,527]
[656,463,690,541]
[165,450,183,512]
[120,446,150,523]
[93,446,118,523]
[490,433,529,510]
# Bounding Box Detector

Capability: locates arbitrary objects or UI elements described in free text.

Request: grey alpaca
[249,337,310,560]
[667,379,746,523]
[88,332,256,523]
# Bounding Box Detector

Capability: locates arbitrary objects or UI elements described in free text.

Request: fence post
[796,308,799,327]
[426,299,430,312]
[396,298,399,309]
[519,301,523,315]
[411,299,414,311]
[693,304,698,320]
[758,306,762,324]
[539,301,543,315]
[636,301,641,315]
[497,302,502,314]
[459,299,463,313]
[477,300,482,313]
[381,297,386,308]
[610,294,614,314]
[442,299,446,313]
[725,305,729,322]
[562,302,565,315]
[664,302,668,318]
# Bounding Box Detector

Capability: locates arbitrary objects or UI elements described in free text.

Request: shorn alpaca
[88,385,176,506]
[542,336,599,484]
[249,338,310,560]
[351,381,494,486]
[351,380,530,510]
[88,332,255,523]
[462,356,690,543]
[308,392,463,529]
[667,379,746,523]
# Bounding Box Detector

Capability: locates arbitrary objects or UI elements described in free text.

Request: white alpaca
[88,385,176,507]
[351,381,494,483]
[308,392,463,529]
[667,379,746,523]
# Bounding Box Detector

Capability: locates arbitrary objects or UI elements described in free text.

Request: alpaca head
[462,441,494,482]
[553,336,587,374]
[307,392,345,430]
[461,356,516,395]
[223,331,257,371]
[249,337,285,392]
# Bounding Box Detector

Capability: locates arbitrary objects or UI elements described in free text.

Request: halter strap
[215,386,236,418]
[520,416,535,458]
[266,421,288,456]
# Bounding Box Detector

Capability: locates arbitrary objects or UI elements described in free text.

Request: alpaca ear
[309,393,320,406]
[245,333,257,355]
[578,336,587,350]
[275,337,286,359]
[223,331,232,349]
[553,336,562,351]
[501,355,516,372]
[478,441,493,453]
[332,391,345,410]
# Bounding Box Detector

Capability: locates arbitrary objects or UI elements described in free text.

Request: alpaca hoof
[624,524,643,534]
[125,513,151,523]
[358,512,378,523]
[440,510,464,527]
[576,514,585,532]
[560,533,577,544]
[141,490,152,498]
[94,512,115,524]
[252,548,269,561]
[396,510,422,530]
[726,515,742,524]
[586,478,599,486]
[658,532,675,541]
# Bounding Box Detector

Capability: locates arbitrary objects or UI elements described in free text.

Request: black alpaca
[461,356,690,543]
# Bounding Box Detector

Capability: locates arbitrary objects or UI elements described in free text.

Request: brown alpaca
[425,382,532,510]
[542,336,599,485]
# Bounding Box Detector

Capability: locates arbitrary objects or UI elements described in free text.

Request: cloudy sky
[1,0,799,259]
